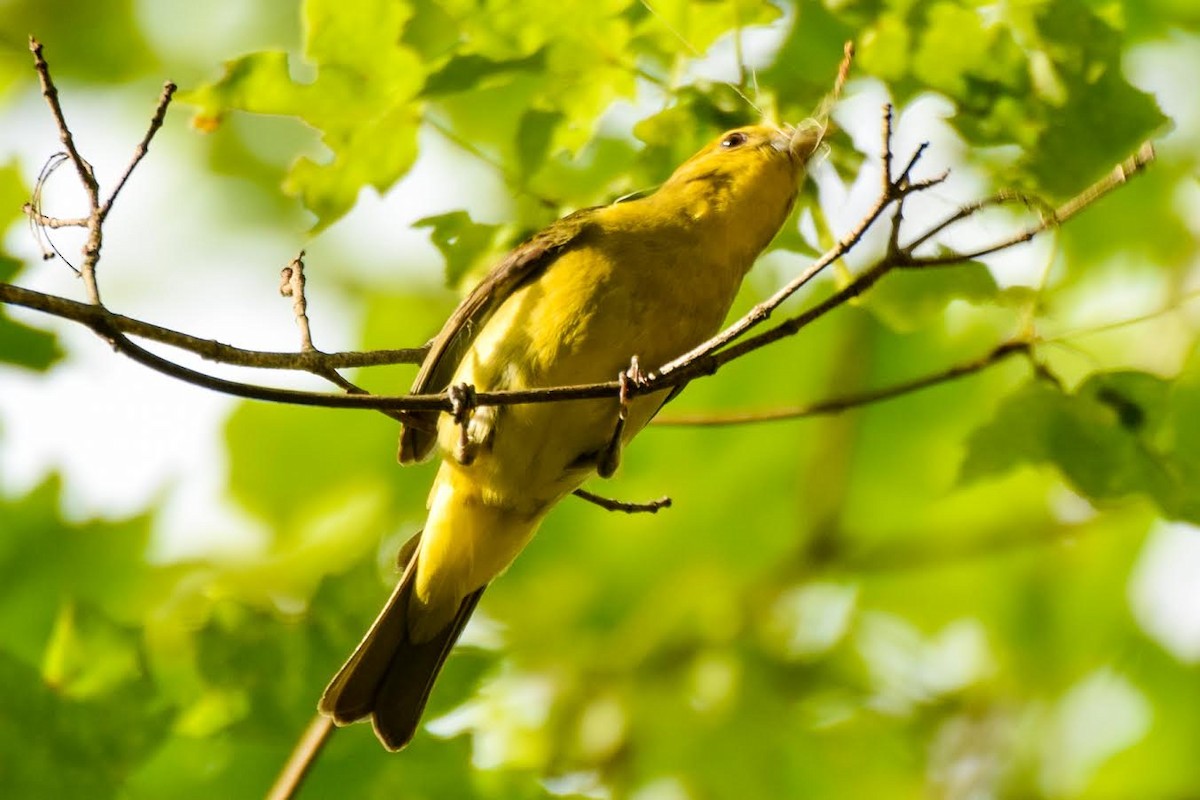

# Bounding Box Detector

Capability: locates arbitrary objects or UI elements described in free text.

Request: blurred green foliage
[0,162,61,370]
[1,1,1199,798]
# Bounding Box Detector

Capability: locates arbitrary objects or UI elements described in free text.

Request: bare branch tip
[912,169,950,191]
[831,41,855,102]
[573,488,673,514]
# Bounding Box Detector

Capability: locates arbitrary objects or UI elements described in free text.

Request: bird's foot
[449,382,479,465]
[597,356,647,478]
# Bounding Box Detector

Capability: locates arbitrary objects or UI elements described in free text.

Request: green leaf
[0,294,63,371]
[0,478,155,664]
[0,650,171,798]
[632,0,783,60]
[400,0,462,61]
[515,108,562,179]
[415,211,503,288]
[858,13,912,83]
[863,261,1000,332]
[911,3,997,97]
[960,370,1200,521]
[181,1,426,228]
[42,602,146,699]
[283,103,420,227]
[1019,1,1167,197]
[421,51,546,97]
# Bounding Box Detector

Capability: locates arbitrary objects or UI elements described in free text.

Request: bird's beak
[780,121,826,165]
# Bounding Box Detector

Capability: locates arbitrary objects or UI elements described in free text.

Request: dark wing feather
[398,209,597,463]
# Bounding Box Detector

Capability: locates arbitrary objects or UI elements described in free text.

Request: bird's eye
[720,132,748,148]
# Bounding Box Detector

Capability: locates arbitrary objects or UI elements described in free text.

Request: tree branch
[3,44,1157,430]
[0,282,426,370]
[654,340,1030,427]
[685,140,1154,376]
[267,714,334,800]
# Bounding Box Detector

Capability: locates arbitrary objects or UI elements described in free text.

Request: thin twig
[29,37,103,303]
[266,714,334,800]
[573,488,673,514]
[905,190,1053,253]
[897,142,930,187]
[880,103,894,196]
[28,39,96,204]
[275,253,414,424]
[1044,289,1200,343]
[686,142,1155,376]
[654,340,1030,427]
[22,207,88,229]
[99,80,176,221]
[833,42,854,102]
[280,251,315,352]
[907,143,1157,266]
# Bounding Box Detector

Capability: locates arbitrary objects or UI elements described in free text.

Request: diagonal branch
[28,38,97,207]
[681,141,1155,377]
[904,143,1156,266]
[99,80,176,222]
[654,340,1031,427]
[29,36,103,303]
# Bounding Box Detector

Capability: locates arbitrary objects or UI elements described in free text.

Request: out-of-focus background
[1,1,1199,797]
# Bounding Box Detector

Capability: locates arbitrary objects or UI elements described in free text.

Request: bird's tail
[319,546,485,751]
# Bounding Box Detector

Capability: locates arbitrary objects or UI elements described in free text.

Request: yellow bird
[320,123,823,749]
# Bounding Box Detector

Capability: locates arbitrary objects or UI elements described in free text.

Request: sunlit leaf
[415,210,503,288]
[864,260,1000,332]
[0,651,170,798]
[422,52,546,97]
[1019,0,1168,197]
[181,0,426,228]
[961,369,1200,523]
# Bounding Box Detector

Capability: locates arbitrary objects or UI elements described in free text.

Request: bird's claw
[449,382,479,465]
[598,356,645,478]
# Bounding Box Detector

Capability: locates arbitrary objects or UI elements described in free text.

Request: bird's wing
[398,209,597,464]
